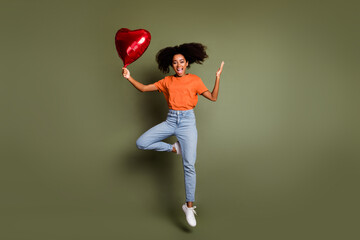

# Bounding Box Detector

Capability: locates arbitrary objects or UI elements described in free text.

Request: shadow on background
[120,69,191,232]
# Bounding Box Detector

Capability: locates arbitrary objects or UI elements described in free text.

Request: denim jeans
[136,109,198,202]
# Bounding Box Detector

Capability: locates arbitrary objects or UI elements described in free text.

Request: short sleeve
[196,77,208,95]
[154,78,166,93]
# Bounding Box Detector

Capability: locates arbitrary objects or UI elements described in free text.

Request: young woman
[122,43,224,227]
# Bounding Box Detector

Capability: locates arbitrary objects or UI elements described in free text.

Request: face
[172,54,188,77]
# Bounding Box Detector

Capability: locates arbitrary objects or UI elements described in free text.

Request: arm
[122,67,158,92]
[202,61,224,102]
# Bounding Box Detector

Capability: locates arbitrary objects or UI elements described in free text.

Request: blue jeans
[136,109,198,202]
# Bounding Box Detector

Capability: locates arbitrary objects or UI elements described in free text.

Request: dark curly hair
[156,43,208,73]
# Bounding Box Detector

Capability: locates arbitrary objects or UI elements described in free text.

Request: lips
[173,63,186,76]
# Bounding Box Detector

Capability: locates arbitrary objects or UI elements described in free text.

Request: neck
[175,73,188,77]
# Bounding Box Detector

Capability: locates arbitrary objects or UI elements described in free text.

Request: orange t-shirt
[154,74,208,110]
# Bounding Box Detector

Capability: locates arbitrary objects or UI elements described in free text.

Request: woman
[122,43,224,227]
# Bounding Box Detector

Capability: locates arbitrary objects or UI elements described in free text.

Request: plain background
[1,0,359,239]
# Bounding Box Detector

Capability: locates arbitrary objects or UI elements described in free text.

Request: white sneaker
[172,141,182,155]
[182,204,197,227]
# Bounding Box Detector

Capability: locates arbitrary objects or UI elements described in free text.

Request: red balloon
[115,28,151,67]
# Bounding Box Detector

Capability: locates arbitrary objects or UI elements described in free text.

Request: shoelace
[190,206,197,216]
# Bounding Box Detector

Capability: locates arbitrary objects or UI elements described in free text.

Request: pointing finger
[220,61,224,70]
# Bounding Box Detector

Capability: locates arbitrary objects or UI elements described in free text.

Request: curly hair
[156,43,208,73]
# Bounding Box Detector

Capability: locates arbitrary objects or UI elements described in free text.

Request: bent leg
[136,121,175,152]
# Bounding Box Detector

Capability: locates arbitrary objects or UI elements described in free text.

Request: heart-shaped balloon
[115,28,151,67]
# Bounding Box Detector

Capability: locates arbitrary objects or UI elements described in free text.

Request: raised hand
[122,67,130,79]
[216,61,224,78]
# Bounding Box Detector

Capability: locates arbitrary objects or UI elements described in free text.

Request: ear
[186,61,189,67]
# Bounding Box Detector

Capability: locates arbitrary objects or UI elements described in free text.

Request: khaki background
[1,0,359,239]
